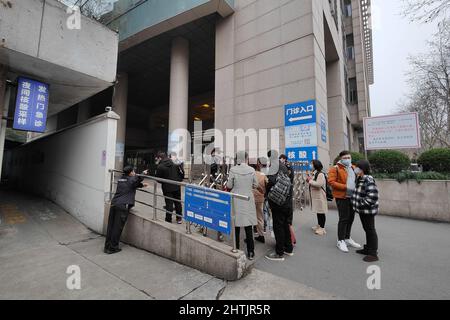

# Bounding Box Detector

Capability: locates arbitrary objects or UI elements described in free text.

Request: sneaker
[337,240,349,253]
[265,252,285,261]
[247,252,255,261]
[363,255,379,262]
[176,219,183,224]
[345,238,362,249]
[284,251,294,257]
[315,227,327,236]
[312,225,321,231]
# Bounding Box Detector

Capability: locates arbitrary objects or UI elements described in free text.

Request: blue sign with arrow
[286,146,318,169]
[285,100,317,127]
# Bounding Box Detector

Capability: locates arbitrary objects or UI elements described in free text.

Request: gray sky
[370,0,439,116]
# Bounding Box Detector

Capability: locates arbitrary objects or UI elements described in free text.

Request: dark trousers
[235,226,254,254]
[105,205,129,250]
[164,190,182,222]
[359,214,378,256]
[271,203,293,256]
[336,198,355,241]
[317,213,326,228]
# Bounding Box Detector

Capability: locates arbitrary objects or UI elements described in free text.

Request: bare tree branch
[402,0,450,23]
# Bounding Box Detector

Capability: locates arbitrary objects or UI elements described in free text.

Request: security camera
[105,106,112,112]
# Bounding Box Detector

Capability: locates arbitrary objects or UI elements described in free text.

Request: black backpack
[315,172,334,202]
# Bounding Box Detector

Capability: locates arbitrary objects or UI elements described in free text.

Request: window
[343,0,352,17]
[346,34,355,60]
[348,77,358,104]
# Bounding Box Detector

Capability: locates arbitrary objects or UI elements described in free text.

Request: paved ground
[1,188,450,300]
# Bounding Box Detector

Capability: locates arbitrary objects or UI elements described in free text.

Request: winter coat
[328,163,356,199]
[308,171,328,214]
[226,163,258,227]
[253,171,268,204]
[155,158,183,193]
[351,175,379,215]
[111,175,144,207]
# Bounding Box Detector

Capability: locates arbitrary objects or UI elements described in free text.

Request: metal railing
[108,168,250,253]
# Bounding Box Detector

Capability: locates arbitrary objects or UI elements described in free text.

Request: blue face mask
[341,159,352,167]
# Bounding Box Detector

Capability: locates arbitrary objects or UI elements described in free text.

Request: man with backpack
[265,150,294,261]
[156,151,185,224]
[328,151,362,253]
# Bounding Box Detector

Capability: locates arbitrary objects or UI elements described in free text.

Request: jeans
[317,213,326,228]
[164,190,182,222]
[105,204,129,250]
[270,202,293,256]
[359,214,378,256]
[235,226,254,254]
[336,198,355,241]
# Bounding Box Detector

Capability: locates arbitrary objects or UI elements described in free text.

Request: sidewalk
[0,189,337,300]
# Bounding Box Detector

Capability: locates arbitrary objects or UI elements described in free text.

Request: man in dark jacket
[265,150,294,261]
[105,166,148,254]
[156,151,184,224]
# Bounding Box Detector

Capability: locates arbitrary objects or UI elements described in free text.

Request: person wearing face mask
[328,151,362,253]
[351,160,379,262]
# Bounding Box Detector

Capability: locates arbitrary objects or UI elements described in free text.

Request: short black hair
[339,150,351,158]
[356,160,371,175]
[279,154,288,161]
[312,160,323,172]
[123,165,134,176]
[157,151,167,159]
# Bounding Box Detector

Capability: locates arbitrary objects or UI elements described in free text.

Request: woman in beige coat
[307,160,329,236]
[226,151,258,260]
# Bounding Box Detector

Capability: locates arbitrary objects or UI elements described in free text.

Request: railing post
[231,197,238,253]
[152,182,158,221]
[109,170,114,202]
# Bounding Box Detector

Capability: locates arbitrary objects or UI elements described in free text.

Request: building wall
[215,0,351,167]
[6,112,118,233]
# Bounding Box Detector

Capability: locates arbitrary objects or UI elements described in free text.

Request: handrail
[109,169,250,201]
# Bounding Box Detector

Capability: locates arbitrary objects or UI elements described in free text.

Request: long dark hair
[312,160,323,172]
[356,160,371,175]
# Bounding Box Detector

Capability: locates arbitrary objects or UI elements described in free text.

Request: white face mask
[354,168,362,176]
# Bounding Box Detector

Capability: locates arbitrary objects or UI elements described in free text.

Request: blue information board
[285,100,317,127]
[13,77,49,133]
[320,113,327,143]
[286,146,318,169]
[184,185,232,235]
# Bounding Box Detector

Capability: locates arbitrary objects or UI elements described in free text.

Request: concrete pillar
[168,37,189,161]
[77,100,91,123]
[112,72,128,170]
[0,65,10,180]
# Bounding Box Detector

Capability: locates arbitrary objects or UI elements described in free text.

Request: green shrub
[373,171,450,183]
[368,150,410,174]
[333,152,365,165]
[418,148,450,173]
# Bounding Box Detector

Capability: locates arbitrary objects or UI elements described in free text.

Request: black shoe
[247,252,255,261]
[356,249,369,255]
[106,247,122,254]
[255,236,265,243]
[363,255,379,262]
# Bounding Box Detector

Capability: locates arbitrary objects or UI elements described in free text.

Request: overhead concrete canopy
[0,0,119,117]
[103,0,234,51]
